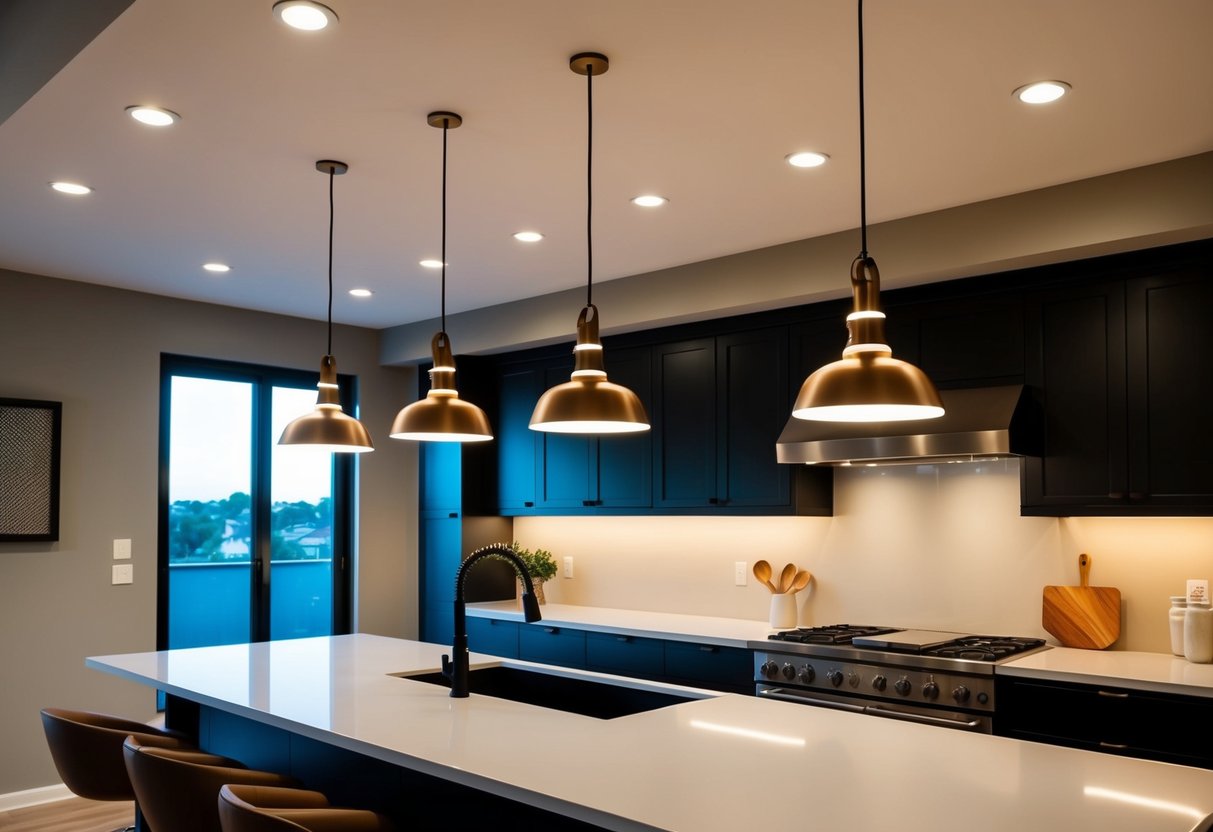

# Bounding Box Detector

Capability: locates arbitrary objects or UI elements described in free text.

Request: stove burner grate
[767,625,899,644]
[923,636,1047,662]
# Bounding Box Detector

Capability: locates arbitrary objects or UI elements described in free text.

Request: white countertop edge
[998,647,1213,698]
[466,601,772,647]
[85,650,709,832]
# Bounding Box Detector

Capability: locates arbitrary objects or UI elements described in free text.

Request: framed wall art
[0,398,62,542]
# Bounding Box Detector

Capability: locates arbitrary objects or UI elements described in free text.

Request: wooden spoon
[777,563,797,594]
[789,570,812,594]
[752,560,778,593]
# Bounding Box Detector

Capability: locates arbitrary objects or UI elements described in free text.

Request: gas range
[749,625,1049,733]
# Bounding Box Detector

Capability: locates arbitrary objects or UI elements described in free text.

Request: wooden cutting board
[1043,553,1121,649]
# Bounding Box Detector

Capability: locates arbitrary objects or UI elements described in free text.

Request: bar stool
[218,784,397,832]
[40,707,189,830]
[123,736,298,832]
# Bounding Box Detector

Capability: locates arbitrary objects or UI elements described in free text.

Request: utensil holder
[769,593,797,629]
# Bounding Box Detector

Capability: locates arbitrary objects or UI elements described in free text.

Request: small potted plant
[494,541,557,605]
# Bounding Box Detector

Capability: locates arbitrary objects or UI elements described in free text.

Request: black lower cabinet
[663,641,753,694]
[995,676,1213,769]
[585,631,665,679]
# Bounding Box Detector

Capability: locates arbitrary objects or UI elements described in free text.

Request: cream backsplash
[515,460,1213,654]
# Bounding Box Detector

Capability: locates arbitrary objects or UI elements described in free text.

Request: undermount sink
[394,665,702,719]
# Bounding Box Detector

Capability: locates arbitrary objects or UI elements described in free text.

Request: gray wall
[0,270,415,795]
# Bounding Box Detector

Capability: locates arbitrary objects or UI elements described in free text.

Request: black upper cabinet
[717,329,791,507]
[1022,262,1213,515]
[652,338,717,508]
[595,346,653,508]
[496,360,543,512]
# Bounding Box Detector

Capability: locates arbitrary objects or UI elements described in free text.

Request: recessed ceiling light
[631,195,668,207]
[513,231,544,242]
[125,105,181,127]
[419,259,445,269]
[50,181,92,195]
[786,151,829,168]
[202,263,231,273]
[348,288,373,298]
[1014,80,1071,104]
[272,0,338,31]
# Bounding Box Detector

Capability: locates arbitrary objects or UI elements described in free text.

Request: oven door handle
[756,688,867,713]
[864,705,983,730]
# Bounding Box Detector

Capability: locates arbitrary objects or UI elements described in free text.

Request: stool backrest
[40,707,183,801]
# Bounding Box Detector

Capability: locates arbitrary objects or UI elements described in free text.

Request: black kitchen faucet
[442,543,542,698]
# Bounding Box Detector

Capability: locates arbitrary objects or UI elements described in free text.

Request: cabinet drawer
[663,641,752,692]
[519,625,586,668]
[585,631,665,678]
[467,617,519,659]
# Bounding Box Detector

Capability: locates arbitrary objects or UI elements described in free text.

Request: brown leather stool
[123,736,298,832]
[40,707,189,831]
[218,784,397,832]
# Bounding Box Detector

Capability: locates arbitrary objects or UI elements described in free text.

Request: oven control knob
[847,672,861,688]
[760,661,780,679]
[922,681,940,700]
[977,692,989,705]
[826,670,844,687]
[894,677,912,696]
[780,663,797,680]
[871,675,887,692]
[952,685,971,704]
[798,665,816,684]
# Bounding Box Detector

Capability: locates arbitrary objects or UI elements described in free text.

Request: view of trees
[167,492,333,563]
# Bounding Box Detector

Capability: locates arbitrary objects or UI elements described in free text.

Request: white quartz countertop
[1001,646,1213,697]
[88,634,1213,832]
[466,601,773,646]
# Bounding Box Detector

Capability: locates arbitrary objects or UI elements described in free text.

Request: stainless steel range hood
[775,384,1039,465]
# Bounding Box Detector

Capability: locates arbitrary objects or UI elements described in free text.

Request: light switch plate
[734,561,748,586]
[112,564,133,585]
[113,538,132,560]
[563,556,574,579]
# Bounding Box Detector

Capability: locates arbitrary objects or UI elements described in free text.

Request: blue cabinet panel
[518,624,586,668]
[467,617,519,658]
[585,631,664,678]
[663,641,752,692]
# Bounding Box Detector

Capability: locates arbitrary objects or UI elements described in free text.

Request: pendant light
[390,112,493,443]
[529,53,650,435]
[278,160,375,452]
[791,1,944,423]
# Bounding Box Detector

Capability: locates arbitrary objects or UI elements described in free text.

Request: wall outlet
[563,556,574,579]
[112,564,133,585]
[734,561,748,586]
[113,538,132,560]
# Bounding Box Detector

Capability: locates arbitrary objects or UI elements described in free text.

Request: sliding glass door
[158,355,354,650]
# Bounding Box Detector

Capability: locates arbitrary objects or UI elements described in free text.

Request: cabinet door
[419,513,460,644]
[662,641,753,694]
[652,338,717,507]
[585,632,665,678]
[913,293,1025,386]
[717,328,790,507]
[518,625,586,668]
[1126,271,1213,508]
[419,442,461,514]
[596,346,653,508]
[538,362,596,509]
[497,362,541,512]
[1021,281,1128,513]
[467,617,519,659]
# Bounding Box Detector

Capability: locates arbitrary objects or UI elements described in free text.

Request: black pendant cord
[586,66,594,309]
[857,0,868,260]
[327,167,335,356]
[441,118,449,335]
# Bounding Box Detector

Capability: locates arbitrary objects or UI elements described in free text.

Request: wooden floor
[0,797,134,832]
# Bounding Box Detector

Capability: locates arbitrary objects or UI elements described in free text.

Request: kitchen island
[88,634,1213,832]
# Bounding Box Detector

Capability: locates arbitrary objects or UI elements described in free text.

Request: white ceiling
[1,0,1211,330]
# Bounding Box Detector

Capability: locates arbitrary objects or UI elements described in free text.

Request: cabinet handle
[708,497,719,505]
[448,512,458,519]
[1107,492,1125,500]
[1097,690,1130,699]
[615,636,632,643]
[1099,741,1130,750]
[523,501,534,508]
[543,627,560,635]
[1128,492,1145,502]
[697,645,719,653]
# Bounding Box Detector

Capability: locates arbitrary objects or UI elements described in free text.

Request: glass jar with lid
[1170,596,1187,656]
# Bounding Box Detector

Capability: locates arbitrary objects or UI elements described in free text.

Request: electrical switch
[113,538,132,559]
[112,564,133,585]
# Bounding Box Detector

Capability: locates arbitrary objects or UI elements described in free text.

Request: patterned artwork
[0,399,61,541]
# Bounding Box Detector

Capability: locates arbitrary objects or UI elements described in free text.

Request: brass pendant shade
[279,160,375,453]
[390,331,492,442]
[279,354,375,451]
[391,111,493,443]
[529,52,649,435]
[530,304,649,434]
[791,1,943,425]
